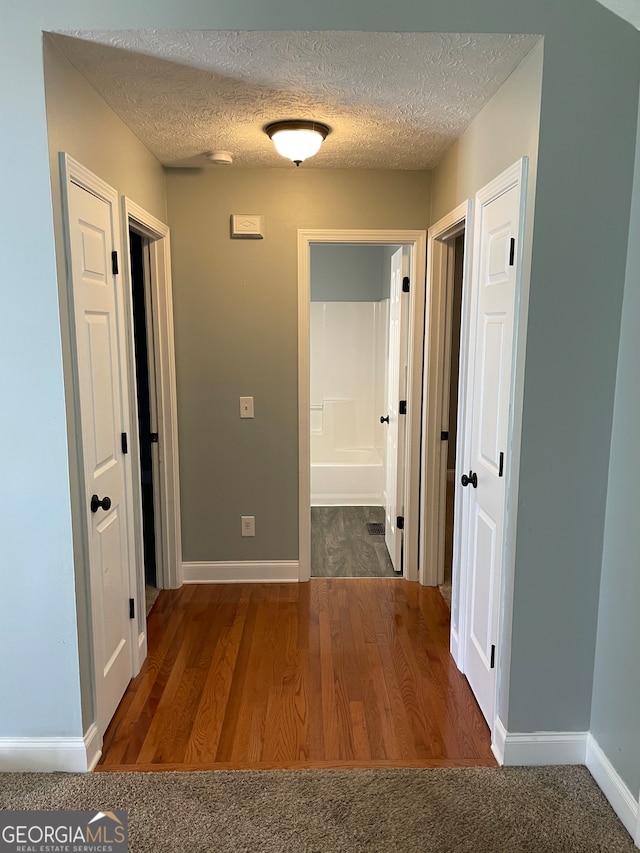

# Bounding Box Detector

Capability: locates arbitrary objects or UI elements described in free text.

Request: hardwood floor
[311,506,397,577]
[97,580,494,771]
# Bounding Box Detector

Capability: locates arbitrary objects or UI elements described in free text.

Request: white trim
[449,623,461,675]
[492,716,507,765]
[492,723,639,846]
[122,198,183,594]
[298,229,427,583]
[421,201,471,597]
[84,723,102,772]
[183,561,300,583]
[501,729,588,766]
[586,734,639,843]
[0,724,101,773]
[136,629,148,677]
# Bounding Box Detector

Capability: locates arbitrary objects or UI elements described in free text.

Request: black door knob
[461,471,478,489]
[380,415,390,424]
[90,494,112,513]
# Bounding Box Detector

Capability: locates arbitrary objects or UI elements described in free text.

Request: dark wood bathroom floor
[311,506,399,578]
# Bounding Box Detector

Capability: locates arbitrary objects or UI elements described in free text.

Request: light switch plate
[240,396,254,418]
[231,214,264,239]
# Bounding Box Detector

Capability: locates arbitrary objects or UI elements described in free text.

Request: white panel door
[462,179,521,725]
[67,179,132,737]
[383,247,406,572]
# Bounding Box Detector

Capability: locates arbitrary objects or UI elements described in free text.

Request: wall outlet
[241,515,255,537]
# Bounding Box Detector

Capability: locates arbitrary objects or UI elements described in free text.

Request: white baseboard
[311,494,383,506]
[84,723,102,771]
[0,723,101,772]
[449,624,461,671]
[182,561,299,583]
[494,723,588,767]
[491,717,507,765]
[586,734,639,844]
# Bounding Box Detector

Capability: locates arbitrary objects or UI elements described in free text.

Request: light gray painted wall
[42,37,168,733]
[311,245,387,302]
[505,24,638,733]
[590,89,640,797]
[0,0,639,746]
[165,168,431,562]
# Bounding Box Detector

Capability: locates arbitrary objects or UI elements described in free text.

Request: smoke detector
[207,150,233,165]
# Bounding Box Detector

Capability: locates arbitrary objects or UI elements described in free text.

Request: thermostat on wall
[231,214,264,239]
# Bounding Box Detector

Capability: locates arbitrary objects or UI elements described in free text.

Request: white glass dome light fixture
[264,120,331,166]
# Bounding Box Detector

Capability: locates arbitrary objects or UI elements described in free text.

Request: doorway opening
[129,229,160,617]
[299,229,427,584]
[309,243,407,578]
[439,232,465,608]
[121,197,182,679]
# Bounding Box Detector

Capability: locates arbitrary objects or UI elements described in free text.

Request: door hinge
[498,451,504,478]
[402,276,410,293]
[112,251,119,275]
[397,515,405,530]
[441,430,449,441]
[121,432,128,454]
[150,433,159,443]
[509,238,515,267]
[129,598,135,619]
[490,644,496,669]
[399,400,407,415]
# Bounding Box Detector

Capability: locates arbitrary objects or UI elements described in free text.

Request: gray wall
[0,0,639,757]
[590,89,640,797]
[311,245,389,302]
[506,25,637,733]
[165,168,431,562]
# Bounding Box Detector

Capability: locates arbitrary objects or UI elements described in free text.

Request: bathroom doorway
[309,243,406,577]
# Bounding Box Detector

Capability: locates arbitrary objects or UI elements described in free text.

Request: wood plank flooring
[311,506,397,577]
[97,580,494,771]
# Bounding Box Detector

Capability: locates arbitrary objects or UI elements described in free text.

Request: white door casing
[120,198,183,673]
[122,199,182,593]
[61,156,134,738]
[383,247,406,572]
[420,202,471,600]
[461,160,527,727]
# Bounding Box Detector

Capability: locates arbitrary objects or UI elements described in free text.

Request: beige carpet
[0,767,634,852]
[145,584,160,617]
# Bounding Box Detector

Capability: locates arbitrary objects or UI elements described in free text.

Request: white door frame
[420,201,472,595]
[298,229,427,582]
[60,153,137,731]
[121,198,183,671]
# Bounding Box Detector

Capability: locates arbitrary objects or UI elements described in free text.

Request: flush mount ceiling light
[264,120,331,166]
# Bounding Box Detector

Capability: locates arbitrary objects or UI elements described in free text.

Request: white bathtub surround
[310,300,388,504]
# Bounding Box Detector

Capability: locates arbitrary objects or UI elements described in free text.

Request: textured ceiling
[51,30,540,170]
[595,0,640,29]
